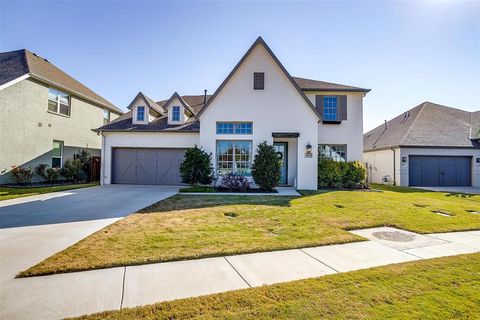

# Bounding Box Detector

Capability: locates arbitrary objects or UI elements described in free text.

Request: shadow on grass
[370,184,430,193]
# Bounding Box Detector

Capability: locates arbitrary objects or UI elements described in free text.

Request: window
[318,144,347,162]
[253,72,264,90]
[52,140,63,168]
[323,96,338,121]
[172,106,181,122]
[136,106,145,122]
[216,140,252,176]
[48,88,70,116]
[216,122,253,134]
[103,109,110,125]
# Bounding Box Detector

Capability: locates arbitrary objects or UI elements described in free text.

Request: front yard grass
[19,185,480,277]
[72,253,480,320]
[0,183,99,201]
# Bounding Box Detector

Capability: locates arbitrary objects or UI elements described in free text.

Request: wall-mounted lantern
[401,157,407,163]
[305,142,313,158]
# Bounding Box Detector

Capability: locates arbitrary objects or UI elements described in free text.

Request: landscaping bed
[18,186,480,277]
[71,253,480,320]
[180,186,278,193]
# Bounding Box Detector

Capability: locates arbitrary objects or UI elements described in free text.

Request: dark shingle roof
[94,111,199,132]
[0,49,122,113]
[157,94,211,115]
[364,102,480,151]
[292,77,370,93]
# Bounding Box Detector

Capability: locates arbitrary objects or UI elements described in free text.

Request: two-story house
[95,37,370,190]
[0,49,123,184]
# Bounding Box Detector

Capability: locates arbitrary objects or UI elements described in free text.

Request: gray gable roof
[127,91,164,115]
[0,49,122,114]
[364,102,480,151]
[292,77,370,92]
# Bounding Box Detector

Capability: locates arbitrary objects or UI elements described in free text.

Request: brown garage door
[112,148,187,185]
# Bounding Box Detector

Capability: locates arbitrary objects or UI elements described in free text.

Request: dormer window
[253,72,264,90]
[136,106,145,122]
[172,106,181,122]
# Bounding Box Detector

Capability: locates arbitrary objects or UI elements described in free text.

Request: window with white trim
[172,106,181,122]
[216,122,253,134]
[48,88,70,116]
[103,109,110,125]
[52,140,63,168]
[318,144,347,162]
[136,106,145,122]
[216,140,252,176]
[323,96,338,121]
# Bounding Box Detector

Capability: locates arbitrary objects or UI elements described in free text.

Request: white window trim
[52,140,64,168]
[216,140,253,176]
[48,87,71,117]
[133,105,148,124]
[170,105,182,123]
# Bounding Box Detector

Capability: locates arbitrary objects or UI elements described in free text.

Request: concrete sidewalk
[1,227,478,319]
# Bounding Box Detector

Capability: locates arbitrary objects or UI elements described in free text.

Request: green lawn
[0,183,99,201]
[18,185,480,277]
[71,253,480,320]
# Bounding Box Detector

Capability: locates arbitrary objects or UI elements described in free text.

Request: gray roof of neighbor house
[292,77,370,93]
[364,102,480,151]
[0,49,122,114]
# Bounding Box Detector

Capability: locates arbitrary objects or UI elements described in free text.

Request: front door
[273,142,288,185]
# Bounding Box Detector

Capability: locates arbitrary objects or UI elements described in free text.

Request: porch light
[305,142,313,158]
[306,143,312,152]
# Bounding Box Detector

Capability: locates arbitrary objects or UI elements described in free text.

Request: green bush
[60,159,82,182]
[35,164,59,183]
[74,149,91,182]
[318,159,367,189]
[11,165,34,184]
[180,146,213,185]
[251,141,281,191]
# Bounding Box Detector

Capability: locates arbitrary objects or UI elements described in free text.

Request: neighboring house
[0,49,123,184]
[95,37,370,190]
[363,102,480,187]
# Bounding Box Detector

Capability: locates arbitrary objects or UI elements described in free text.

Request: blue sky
[1,0,479,131]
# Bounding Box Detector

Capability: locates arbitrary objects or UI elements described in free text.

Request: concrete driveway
[0,185,178,319]
[0,184,179,228]
[418,186,480,195]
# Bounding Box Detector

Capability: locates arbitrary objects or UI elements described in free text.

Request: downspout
[391,147,396,186]
[100,132,105,185]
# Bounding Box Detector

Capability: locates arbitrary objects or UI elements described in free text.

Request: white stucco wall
[0,78,121,183]
[101,132,199,184]
[363,148,400,185]
[399,147,480,187]
[305,92,364,161]
[198,43,319,190]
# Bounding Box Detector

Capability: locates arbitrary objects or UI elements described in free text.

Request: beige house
[0,49,123,184]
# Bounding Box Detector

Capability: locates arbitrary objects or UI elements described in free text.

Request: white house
[95,37,370,190]
[363,102,480,187]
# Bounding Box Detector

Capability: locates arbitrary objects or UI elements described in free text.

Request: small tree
[35,164,49,181]
[251,141,281,191]
[11,165,34,184]
[60,159,82,182]
[74,149,91,182]
[180,146,213,185]
[35,164,60,183]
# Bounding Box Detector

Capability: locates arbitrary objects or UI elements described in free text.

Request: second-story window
[172,106,181,122]
[253,72,264,90]
[103,109,110,125]
[136,106,145,122]
[217,122,253,134]
[48,88,70,116]
[323,96,338,121]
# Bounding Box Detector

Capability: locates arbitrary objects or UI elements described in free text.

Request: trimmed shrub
[11,165,34,184]
[318,159,367,189]
[251,141,281,191]
[35,164,49,181]
[45,167,60,183]
[35,164,60,183]
[220,173,250,192]
[60,159,82,182]
[180,146,213,185]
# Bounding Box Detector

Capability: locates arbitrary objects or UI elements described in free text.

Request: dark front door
[409,155,471,187]
[112,148,187,185]
[273,142,288,185]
